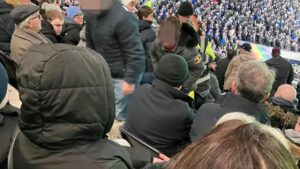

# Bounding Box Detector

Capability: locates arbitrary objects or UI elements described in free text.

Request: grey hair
[236,60,275,103]
[17,11,39,29]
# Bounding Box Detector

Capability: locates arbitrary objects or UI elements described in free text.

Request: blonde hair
[216,112,256,126]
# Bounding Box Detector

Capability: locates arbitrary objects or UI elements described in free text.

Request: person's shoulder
[197,102,221,113]
[191,103,223,141]
[93,139,131,158]
[91,139,132,168]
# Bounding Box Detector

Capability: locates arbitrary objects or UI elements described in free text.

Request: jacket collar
[14,27,51,44]
[152,79,193,103]
[270,97,299,113]
[221,93,266,115]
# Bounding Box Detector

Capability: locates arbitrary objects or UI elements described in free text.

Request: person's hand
[295,117,300,132]
[153,153,170,163]
[208,62,217,72]
[122,81,135,95]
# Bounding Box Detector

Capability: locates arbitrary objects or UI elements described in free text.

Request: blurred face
[73,14,84,26]
[159,21,179,51]
[50,18,64,35]
[79,0,113,11]
[27,12,42,32]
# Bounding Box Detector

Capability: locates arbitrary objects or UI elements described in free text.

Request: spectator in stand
[12,44,133,169]
[125,54,194,157]
[10,5,52,64]
[152,0,300,51]
[190,61,275,140]
[265,47,294,97]
[215,48,237,91]
[167,120,298,169]
[137,5,156,84]
[41,10,65,43]
[84,0,145,121]
[150,16,205,93]
[270,84,299,114]
[0,0,31,55]
[62,6,83,45]
[223,43,255,91]
[264,84,299,129]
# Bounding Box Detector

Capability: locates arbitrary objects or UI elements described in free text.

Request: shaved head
[275,84,297,102]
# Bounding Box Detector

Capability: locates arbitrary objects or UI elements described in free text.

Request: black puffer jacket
[0,0,14,55]
[41,19,64,43]
[139,20,156,72]
[13,44,132,169]
[85,0,145,84]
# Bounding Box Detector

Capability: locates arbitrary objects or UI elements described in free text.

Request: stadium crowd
[150,0,300,52]
[0,0,300,169]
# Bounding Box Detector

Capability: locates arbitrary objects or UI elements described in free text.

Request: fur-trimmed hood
[263,101,298,129]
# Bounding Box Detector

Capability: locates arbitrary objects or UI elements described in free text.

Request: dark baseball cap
[239,43,252,52]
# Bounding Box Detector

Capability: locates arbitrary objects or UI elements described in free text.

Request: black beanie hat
[154,54,189,87]
[10,5,40,25]
[178,2,194,16]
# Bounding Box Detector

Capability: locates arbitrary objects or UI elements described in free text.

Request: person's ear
[26,20,32,28]
[231,82,236,93]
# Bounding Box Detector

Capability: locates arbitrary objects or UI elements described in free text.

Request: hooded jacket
[41,19,64,43]
[61,17,82,45]
[85,0,145,84]
[0,0,14,55]
[139,20,156,72]
[150,23,205,92]
[13,44,132,169]
[263,101,298,129]
[223,51,255,90]
[270,97,299,114]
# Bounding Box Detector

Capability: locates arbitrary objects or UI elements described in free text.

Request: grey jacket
[10,28,51,64]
